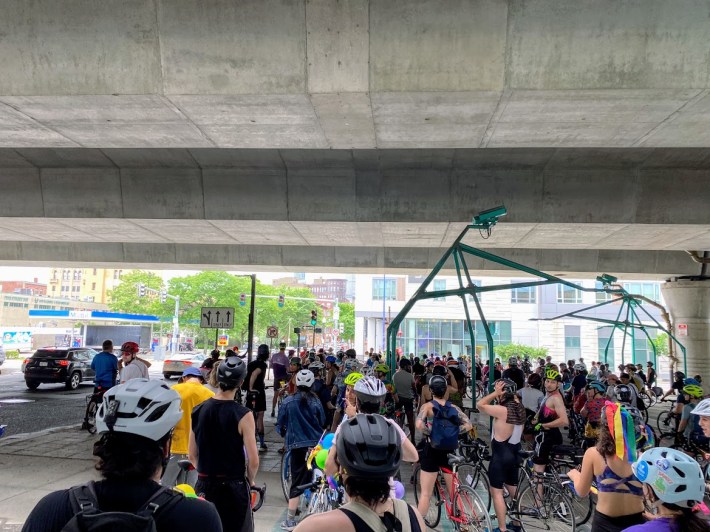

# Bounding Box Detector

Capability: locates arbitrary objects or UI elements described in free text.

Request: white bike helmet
[309,361,325,371]
[632,447,705,508]
[295,369,315,388]
[691,398,710,417]
[96,379,182,441]
[344,359,360,372]
[353,376,386,405]
[573,363,585,372]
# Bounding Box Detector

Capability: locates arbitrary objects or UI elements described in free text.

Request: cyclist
[446,359,466,405]
[90,339,118,392]
[627,447,708,532]
[502,356,525,392]
[245,344,269,453]
[415,375,472,521]
[392,357,416,443]
[531,369,568,482]
[200,349,221,380]
[567,402,647,532]
[580,380,606,443]
[296,414,424,532]
[478,379,526,532]
[374,363,397,417]
[341,371,365,421]
[325,376,418,480]
[661,371,686,401]
[23,379,222,531]
[692,398,710,438]
[277,369,325,531]
[645,361,657,392]
[271,342,290,417]
[189,356,259,532]
[615,382,640,409]
[309,361,335,428]
[678,383,709,448]
[518,372,544,418]
[119,341,148,383]
[324,355,338,387]
[161,367,214,487]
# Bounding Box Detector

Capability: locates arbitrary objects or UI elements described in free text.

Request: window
[372,278,397,301]
[557,284,583,304]
[466,280,483,303]
[475,320,512,358]
[623,282,662,304]
[433,279,446,301]
[565,325,581,357]
[511,284,536,303]
[598,328,615,363]
[595,281,615,303]
[91,283,96,290]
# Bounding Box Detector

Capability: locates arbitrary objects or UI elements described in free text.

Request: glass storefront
[398,318,511,357]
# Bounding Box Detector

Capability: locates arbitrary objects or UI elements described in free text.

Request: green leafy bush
[493,343,548,362]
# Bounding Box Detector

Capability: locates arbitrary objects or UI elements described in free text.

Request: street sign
[217,335,229,347]
[267,326,279,338]
[678,323,688,337]
[200,307,235,329]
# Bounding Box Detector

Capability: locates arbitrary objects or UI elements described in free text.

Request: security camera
[473,205,507,226]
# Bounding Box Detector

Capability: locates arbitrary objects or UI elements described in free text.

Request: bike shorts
[289,446,311,500]
[419,443,454,473]
[591,510,643,532]
[396,397,414,414]
[195,477,253,532]
[488,439,521,489]
[532,429,562,466]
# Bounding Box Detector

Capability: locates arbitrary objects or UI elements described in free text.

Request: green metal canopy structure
[385,210,686,401]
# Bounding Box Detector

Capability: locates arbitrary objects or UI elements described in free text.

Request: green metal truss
[385,223,686,403]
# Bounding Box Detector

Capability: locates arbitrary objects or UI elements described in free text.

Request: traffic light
[239,293,246,306]
[137,283,146,298]
[160,288,167,303]
[310,309,317,326]
[278,294,285,307]
[339,323,344,333]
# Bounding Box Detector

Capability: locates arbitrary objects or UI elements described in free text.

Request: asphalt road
[0,360,167,437]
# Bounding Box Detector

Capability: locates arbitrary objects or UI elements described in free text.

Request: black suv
[24,347,98,390]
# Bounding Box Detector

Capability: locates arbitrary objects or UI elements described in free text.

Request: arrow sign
[200,307,235,329]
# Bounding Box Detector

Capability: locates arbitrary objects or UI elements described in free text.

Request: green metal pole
[453,249,477,405]
[630,302,636,365]
[619,302,631,369]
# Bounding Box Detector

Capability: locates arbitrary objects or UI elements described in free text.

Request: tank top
[537,392,561,424]
[245,360,267,391]
[191,398,250,478]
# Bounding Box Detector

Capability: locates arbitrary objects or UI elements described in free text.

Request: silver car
[162,352,206,380]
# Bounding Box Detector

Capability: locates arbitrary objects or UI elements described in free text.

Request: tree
[108,271,168,318]
[650,333,670,358]
[493,343,549,362]
[338,302,355,341]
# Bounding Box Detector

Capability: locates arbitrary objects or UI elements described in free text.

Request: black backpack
[61,482,182,532]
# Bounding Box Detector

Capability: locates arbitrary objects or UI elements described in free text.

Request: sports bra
[595,456,644,496]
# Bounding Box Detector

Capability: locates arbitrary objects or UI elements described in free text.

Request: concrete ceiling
[0,0,708,276]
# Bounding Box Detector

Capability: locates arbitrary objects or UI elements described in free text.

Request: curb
[0,423,81,444]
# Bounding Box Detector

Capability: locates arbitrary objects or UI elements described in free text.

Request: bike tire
[281,450,291,502]
[656,409,675,435]
[513,482,576,532]
[85,400,98,435]
[413,465,441,529]
[451,485,493,532]
[456,461,491,512]
[550,462,593,525]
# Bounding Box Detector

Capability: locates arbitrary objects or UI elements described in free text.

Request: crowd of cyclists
[20,339,710,532]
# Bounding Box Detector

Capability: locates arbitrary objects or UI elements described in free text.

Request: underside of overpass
[0,0,709,278]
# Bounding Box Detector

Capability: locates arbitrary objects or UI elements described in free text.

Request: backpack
[61,481,182,532]
[429,400,461,450]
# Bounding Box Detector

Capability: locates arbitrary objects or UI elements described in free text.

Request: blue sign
[29,310,159,323]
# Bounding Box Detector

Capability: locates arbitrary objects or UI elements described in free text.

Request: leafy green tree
[494,343,549,362]
[650,332,670,357]
[338,302,355,341]
[108,271,168,318]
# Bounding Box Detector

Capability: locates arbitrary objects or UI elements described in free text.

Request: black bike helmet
[217,356,246,388]
[432,365,447,377]
[399,358,412,369]
[336,414,402,478]
[429,375,448,397]
[257,344,270,361]
[496,378,517,395]
[615,383,633,404]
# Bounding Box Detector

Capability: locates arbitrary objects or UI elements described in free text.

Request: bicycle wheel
[513,483,576,532]
[656,409,675,435]
[456,462,491,511]
[413,465,441,529]
[551,463,594,525]
[281,450,291,502]
[85,400,98,435]
[451,485,493,532]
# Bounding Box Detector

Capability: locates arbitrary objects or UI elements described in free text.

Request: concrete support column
[660,279,710,381]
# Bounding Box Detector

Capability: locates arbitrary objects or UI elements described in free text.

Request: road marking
[0,398,34,403]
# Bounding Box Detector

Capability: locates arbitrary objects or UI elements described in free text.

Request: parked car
[24,347,98,390]
[162,352,206,380]
[0,342,5,372]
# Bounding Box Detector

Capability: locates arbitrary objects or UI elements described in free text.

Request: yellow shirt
[171,381,214,454]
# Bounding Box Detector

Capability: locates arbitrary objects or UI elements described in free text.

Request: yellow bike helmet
[545,369,562,382]
[374,363,390,374]
[344,372,364,386]
[683,384,704,398]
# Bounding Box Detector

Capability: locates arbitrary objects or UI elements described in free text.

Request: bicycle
[393,404,411,439]
[548,444,595,525]
[81,386,107,434]
[456,438,492,512]
[504,449,577,532]
[295,470,344,517]
[413,453,492,531]
[656,400,680,436]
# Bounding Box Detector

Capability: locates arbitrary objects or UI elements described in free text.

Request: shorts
[591,510,644,532]
[396,397,414,414]
[195,477,253,532]
[419,444,454,473]
[488,439,521,489]
[246,389,266,413]
[532,429,562,466]
[289,446,310,499]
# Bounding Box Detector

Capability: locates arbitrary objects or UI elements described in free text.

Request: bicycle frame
[435,466,468,526]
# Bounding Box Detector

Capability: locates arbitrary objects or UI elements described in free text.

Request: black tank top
[245,360,267,391]
[191,398,250,478]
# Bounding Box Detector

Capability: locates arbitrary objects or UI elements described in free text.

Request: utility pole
[247,274,256,363]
